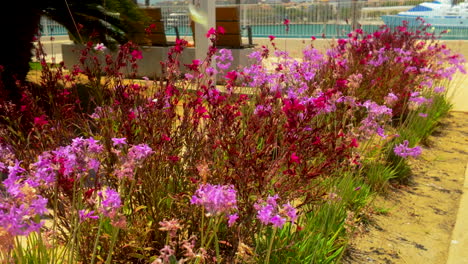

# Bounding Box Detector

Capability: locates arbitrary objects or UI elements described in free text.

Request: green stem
[68,180,80,264]
[214,232,221,264]
[104,226,120,264]
[265,227,277,264]
[51,182,59,264]
[90,220,104,264]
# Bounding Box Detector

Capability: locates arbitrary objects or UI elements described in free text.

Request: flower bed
[0,21,465,263]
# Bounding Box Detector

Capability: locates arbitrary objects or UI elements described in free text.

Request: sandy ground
[342,111,468,264]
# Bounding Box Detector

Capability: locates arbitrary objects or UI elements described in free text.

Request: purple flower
[409,96,432,106]
[270,215,286,228]
[254,104,272,117]
[190,184,237,216]
[86,138,104,153]
[434,86,445,93]
[394,140,422,158]
[79,210,99,222]
[256,204,274,225]
[98,188,122,218]
[128,144,153,161]
[419,113,428,118]
[282,202,297,223]
[254,195,297,228]
[227,213,239,227]
[384,93,398,106]
[111,137,127,147]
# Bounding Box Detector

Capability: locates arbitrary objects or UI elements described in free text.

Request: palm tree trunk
[0,6,41,104]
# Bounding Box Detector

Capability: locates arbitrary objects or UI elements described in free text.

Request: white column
[194,0,216,61]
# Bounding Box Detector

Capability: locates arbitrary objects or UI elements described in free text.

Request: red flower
[168,156,180,162]
[269,35,276,41]
[283,19,290,25]
[311,36,316,40]
[187,59,201,71]
[128,111,136,121]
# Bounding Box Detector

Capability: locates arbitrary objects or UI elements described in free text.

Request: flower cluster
[1,161,48,237]
[359,101,393,139]
[393,140,422,158]
[254,195,297,228]
[112,140,154,179]
[190,184,238,217]
[98,188,122,218]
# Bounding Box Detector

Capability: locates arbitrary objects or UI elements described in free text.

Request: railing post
[194,0,215,63]
[351,0,358,30]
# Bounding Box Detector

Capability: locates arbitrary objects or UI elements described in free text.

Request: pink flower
[269,35,276,41]
[131,49,143,60]
[94,43,106,51]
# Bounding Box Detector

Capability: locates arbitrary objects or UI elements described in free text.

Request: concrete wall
[62,42,256,79]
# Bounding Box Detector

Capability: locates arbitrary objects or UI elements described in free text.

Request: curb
[446,162,468,264]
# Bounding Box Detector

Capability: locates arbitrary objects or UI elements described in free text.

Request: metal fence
[39,1,468,40]
[39,17,68,36]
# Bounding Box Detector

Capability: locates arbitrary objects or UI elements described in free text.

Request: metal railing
[38,1,468,40]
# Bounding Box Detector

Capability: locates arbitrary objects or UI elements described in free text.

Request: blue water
[166,23,468,40]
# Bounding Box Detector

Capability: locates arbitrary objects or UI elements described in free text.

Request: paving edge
[446,162,468,264]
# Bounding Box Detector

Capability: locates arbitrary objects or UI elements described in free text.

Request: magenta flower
[394,140,422,158]
[191,184,237,216]
[33,115,48,127]
[290,152,301,164]
[205,27,216,38]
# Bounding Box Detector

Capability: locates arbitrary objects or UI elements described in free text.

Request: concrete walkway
[447,163,468,264]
